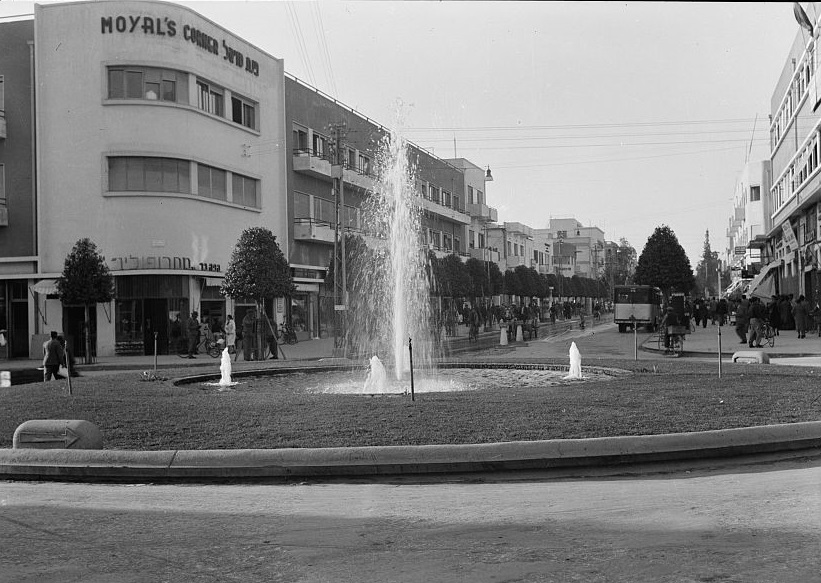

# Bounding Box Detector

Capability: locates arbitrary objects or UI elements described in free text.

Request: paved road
[2,454,820,583]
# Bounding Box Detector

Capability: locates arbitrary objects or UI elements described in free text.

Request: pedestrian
[224,315,236,355]
[698,300,709,329]
[42,330,64,381]
[242,308,257,361]
[170,314,182,354]
[747,297,765,348]
[779,295,794,330]
[793,295,810,339]
[716,297,728,326]
[185,311,200,358]
[735,296,749,344]
[767,295,781,336]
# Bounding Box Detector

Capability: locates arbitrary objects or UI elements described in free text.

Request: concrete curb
[2,421,820,482]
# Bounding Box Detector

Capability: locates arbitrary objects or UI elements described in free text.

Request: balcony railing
[467,202,498,222]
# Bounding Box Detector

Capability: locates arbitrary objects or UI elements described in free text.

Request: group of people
[42,330,78,382]
[180,309,279,361]
[733,293,816,346]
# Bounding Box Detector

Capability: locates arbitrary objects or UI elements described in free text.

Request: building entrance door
[63,306,97,360]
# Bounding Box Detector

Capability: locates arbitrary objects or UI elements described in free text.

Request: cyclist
[660,307,679,353]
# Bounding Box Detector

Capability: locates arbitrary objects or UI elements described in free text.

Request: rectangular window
[108,157,190,194]
[358,154,371,175]
[469,230,475,248]
[314,197,336,226]
[443,190,452,208]
[344,205,359,229]
[198,164,227,200]
[313,134,328,159]
[347,149,357,170]
[750,185,761,202]
[294,192,311,219]
[197,80,224,116]
[443,234,453,252]
[429,186,440,204]
[231,95,256,130]
[231,173,259,208]
[293,126,309,152]
[467,186,474,205]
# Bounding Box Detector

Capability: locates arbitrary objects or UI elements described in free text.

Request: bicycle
[657,325,687,356]
[758,322,776,348]
[277,322,298,345]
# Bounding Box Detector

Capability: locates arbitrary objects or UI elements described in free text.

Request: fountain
[564,341,583,380]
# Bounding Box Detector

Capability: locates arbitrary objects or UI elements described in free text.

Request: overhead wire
[311,2,339,98]
[285,1,317,88]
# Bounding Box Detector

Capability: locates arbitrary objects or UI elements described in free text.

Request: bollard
[499,326,508,346]
[13,419,103,450]
[516,325,523,342]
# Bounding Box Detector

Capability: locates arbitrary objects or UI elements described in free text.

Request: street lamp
[483,166,493,330]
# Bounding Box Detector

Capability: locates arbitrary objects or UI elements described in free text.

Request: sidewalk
[642,321,821,363]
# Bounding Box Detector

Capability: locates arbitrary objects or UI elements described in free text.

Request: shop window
[231,173,259,208]
[198,164,227,201]
[231,94,256,130]
[108,157,190,194]
[197,79,224,116]
[108,66,182,102]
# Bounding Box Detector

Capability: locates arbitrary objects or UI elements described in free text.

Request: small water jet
[363,355,389,394]
[206,347,238,389]
[564,341,584,380]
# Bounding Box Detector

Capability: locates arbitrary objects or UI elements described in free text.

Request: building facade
[2,0,288,358]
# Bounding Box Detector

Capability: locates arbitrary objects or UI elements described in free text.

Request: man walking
[43,331,64,381]
[748,297,765,348]
[186,311,200,358]
[735,296,750,344]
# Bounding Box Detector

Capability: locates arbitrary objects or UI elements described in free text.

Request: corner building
[2,0,287,358]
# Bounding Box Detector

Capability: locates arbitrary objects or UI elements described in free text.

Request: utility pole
[330,122,347,355]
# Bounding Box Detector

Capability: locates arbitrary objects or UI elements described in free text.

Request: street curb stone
[2,421,820,481]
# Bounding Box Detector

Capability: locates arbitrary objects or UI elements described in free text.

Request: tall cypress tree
[634,225,695,298]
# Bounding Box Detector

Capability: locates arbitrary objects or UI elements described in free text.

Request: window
[314,197,336,226]
[419,182,428,198]
[429,186,440,204]
[469,230,475,248]
[347,149,357,170]
[0,163,5,226]
[453,194,461,213]
[358,154,371,176]
[443,190,452,208]
[294,192,311,219]
[467,186,474,205]
[232,173,259,208]
[750,185,761,202]
[443,234,453,252]
[198,164,227,200]
[108,157,190,193]
[344,205,359,230]
[197,80,224,116]
[231,94,256,130]
[108,66,180,102]
[313,134,328,159]
[293,125,309,152]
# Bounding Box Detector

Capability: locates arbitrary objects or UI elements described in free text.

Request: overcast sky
[1,1,805,267]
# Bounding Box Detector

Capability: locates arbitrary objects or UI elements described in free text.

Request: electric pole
[330,122,347,355]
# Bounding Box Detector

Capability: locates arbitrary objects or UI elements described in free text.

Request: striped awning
[31,279,59,295]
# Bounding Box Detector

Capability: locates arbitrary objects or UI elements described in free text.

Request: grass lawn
[2,358,821,450]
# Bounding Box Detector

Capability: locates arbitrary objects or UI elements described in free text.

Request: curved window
[109,157,190,193]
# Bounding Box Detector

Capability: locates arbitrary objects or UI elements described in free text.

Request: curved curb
[2,421,820,482]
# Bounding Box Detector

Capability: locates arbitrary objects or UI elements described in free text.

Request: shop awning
[30,279,59,295]
[746,261,779,300]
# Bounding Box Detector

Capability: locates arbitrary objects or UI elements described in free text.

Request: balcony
[468,247,501,263]
[420,197,471,225]
[293,218,336,244]
[342,164,375,191]
[467,202,498,222]
[293,149,333,180]
[504,222,533,238]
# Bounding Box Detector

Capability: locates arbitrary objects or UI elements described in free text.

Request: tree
[693,230,724,298]
[603,238,637,290]
[221,227,294,360]
[56,238,115,364]
[634,225,694,298]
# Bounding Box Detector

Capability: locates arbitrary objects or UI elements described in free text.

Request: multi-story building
[725,160,771,278]
[761,4,821,303]
[540,218,606,279]
[447,158,500,267]
[2,1,287,358]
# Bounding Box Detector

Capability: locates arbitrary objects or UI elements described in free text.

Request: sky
[0,1,805,268]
